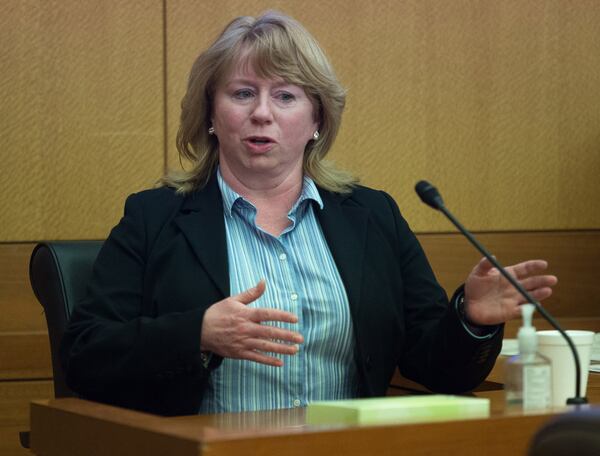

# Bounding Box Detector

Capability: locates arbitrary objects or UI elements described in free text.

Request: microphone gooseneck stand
[415,180,587,405]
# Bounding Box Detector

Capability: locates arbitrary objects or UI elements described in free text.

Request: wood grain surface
[0,381,53,456]
[419,230,600,317]
[165,0,600,232]
[2,1,599,242]
[28,379,600,456]
[0,1,164,241]
[2,2,600,454]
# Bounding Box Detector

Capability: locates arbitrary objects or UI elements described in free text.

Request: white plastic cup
[536,330,594,407]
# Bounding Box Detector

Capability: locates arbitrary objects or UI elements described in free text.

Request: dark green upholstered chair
[21,241,102,448]
[29,241,103,398]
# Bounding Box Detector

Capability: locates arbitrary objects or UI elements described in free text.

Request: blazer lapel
[317,189,369,319]
[173,176,230,297]
[171,180,370,305]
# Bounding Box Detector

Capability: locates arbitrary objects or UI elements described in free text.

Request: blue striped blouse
[199,171,358,413]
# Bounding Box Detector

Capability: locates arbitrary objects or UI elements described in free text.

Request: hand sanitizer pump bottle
[505,304,552,411]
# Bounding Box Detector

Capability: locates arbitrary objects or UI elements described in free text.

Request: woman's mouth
[244,136,276,152]
[246,136,275,144]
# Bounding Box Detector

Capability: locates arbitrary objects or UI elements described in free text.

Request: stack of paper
[589,333,600,373]
[306,395,490,426]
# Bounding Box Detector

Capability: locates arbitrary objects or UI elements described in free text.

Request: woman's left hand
[463,258,558,326]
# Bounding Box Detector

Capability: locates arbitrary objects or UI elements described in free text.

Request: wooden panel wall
[0,0,164,242]
[166,0,600,232]
[420,231,600,318]
[0,243,53,455]
[0,1,598,237]
[0,1,598,236]
[1,1,600,454]
[1,2,164,453]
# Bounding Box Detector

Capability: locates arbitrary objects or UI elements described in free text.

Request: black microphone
[415,180,587,405]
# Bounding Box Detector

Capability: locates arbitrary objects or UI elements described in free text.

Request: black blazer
[61,175,502,416]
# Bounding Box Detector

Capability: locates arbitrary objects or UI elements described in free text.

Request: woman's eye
[233,89,254,100]
[277,92,296,103]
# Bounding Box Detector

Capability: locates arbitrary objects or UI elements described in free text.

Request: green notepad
[306,395,490,426]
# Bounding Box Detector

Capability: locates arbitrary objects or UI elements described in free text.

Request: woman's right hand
[200,280,303,367]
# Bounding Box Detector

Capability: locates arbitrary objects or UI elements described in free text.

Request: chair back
[29,241,103,397]
[529,408,600,455]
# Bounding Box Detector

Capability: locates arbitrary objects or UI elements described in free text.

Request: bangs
[226,26,310,88]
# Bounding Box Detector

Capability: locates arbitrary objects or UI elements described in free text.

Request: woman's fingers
[246,323,304,344]
[249,307,299,324]
[233,279,267,304]
[508,260,549,279]
[519,274,559,292]
[243,351,285,367]
[246,338,299,355]
[521,287,554,303]
[201,280,305,366]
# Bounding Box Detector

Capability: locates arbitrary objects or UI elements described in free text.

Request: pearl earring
[208,126,215,135]
[313,131,320,140]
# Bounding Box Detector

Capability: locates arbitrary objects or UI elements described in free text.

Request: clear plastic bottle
[505,304,552,411]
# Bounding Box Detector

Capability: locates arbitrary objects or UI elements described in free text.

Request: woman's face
[211,63,318,185]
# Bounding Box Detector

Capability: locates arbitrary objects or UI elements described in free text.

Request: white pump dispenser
[505,304,552,411]
[518,304,537,355]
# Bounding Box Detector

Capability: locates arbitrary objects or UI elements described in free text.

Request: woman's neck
[219,164,304,236]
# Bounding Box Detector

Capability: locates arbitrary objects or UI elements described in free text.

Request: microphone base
[566,396,589,405]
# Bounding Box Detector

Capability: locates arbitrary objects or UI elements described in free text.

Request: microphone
[415,180,587,405]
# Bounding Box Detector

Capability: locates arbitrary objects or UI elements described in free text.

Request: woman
[61,11,557,416]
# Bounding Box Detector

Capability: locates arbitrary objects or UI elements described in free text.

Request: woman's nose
[250,95,274,123]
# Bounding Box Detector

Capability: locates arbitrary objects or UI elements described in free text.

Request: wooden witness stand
[28,359,600,456]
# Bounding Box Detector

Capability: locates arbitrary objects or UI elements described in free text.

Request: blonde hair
[162,11,357,193]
